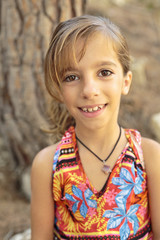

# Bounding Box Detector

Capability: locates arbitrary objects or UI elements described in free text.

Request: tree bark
[0,0,86,180]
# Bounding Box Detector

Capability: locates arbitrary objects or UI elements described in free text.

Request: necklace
[76,126,122,175]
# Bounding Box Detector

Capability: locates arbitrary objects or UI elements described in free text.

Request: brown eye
[99,70,112,77]
[64,75,79,82]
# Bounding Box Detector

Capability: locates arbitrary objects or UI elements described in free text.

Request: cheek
[60,89,74,106]
[104,80,122,95]
[60,87,69,102]
[59,91,65,102]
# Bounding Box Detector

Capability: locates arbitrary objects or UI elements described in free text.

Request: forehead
[58,32,118,76]
[77,32,117,57]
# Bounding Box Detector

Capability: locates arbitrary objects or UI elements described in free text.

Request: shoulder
[31,142,59,179]
[32,143,59,165]
[141,137,160,176]
[142,137,160,159]
[141,138,160,236]
[31,144,60,238]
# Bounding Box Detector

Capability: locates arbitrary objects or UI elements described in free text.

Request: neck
[76,126,121,163]
[75,122,120,154]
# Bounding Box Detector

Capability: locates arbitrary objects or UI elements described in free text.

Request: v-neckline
[73,130,129,196]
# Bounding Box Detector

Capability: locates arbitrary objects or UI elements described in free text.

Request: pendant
[102,164,111,175]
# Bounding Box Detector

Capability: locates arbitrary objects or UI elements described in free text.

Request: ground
[0,1,160,239]
[0,172,30,239]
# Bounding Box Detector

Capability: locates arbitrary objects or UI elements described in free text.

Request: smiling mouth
[80,104,106,113]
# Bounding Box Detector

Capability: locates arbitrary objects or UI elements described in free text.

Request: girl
[31,15,160,240]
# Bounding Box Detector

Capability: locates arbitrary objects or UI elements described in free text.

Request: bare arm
[142,138,160,240]
[31,144,57,240]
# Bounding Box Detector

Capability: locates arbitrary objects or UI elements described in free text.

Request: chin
[76,120,109,132]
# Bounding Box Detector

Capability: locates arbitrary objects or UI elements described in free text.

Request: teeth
[93,106,99,111]
[88,108,93,112]
[82,107,87,112]
[81,105,104,112]
[98,105,103,109]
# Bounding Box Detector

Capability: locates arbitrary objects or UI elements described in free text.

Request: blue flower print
[53,149,60,171]
[65,185,97,218]
[112,163,144,199]
[103,195,140,240]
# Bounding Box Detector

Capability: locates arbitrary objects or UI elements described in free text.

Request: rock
[0,172,6,185]
[131,57,148,86]
[145,0,160,8]
[111,0,129,6]
[9,229,31,240]
[21,167,31,200]
[151,112,160,141]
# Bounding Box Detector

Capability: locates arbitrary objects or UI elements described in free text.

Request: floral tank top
[52,127,153,240]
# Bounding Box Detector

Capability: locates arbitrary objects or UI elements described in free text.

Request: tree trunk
[0,0,86,183]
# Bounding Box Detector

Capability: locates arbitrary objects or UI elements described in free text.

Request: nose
[81,78,100,99]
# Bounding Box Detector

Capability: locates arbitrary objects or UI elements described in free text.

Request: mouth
[79,104,106,113]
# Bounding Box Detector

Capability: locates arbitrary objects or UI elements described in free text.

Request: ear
[122,71,132,95]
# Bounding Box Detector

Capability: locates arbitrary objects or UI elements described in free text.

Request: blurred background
[0,0,160,239]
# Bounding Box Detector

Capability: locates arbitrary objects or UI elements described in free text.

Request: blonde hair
[44,15,131,141]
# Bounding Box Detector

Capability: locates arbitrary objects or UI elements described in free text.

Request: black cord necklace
[76,126,122,174]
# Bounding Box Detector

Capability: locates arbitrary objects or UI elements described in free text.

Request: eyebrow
[94,61,117,68]
[60,61,117,76]
[63,67,77,72]
[60,66,78,77]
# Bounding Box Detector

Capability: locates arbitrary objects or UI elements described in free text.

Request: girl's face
[60,32,132,132]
